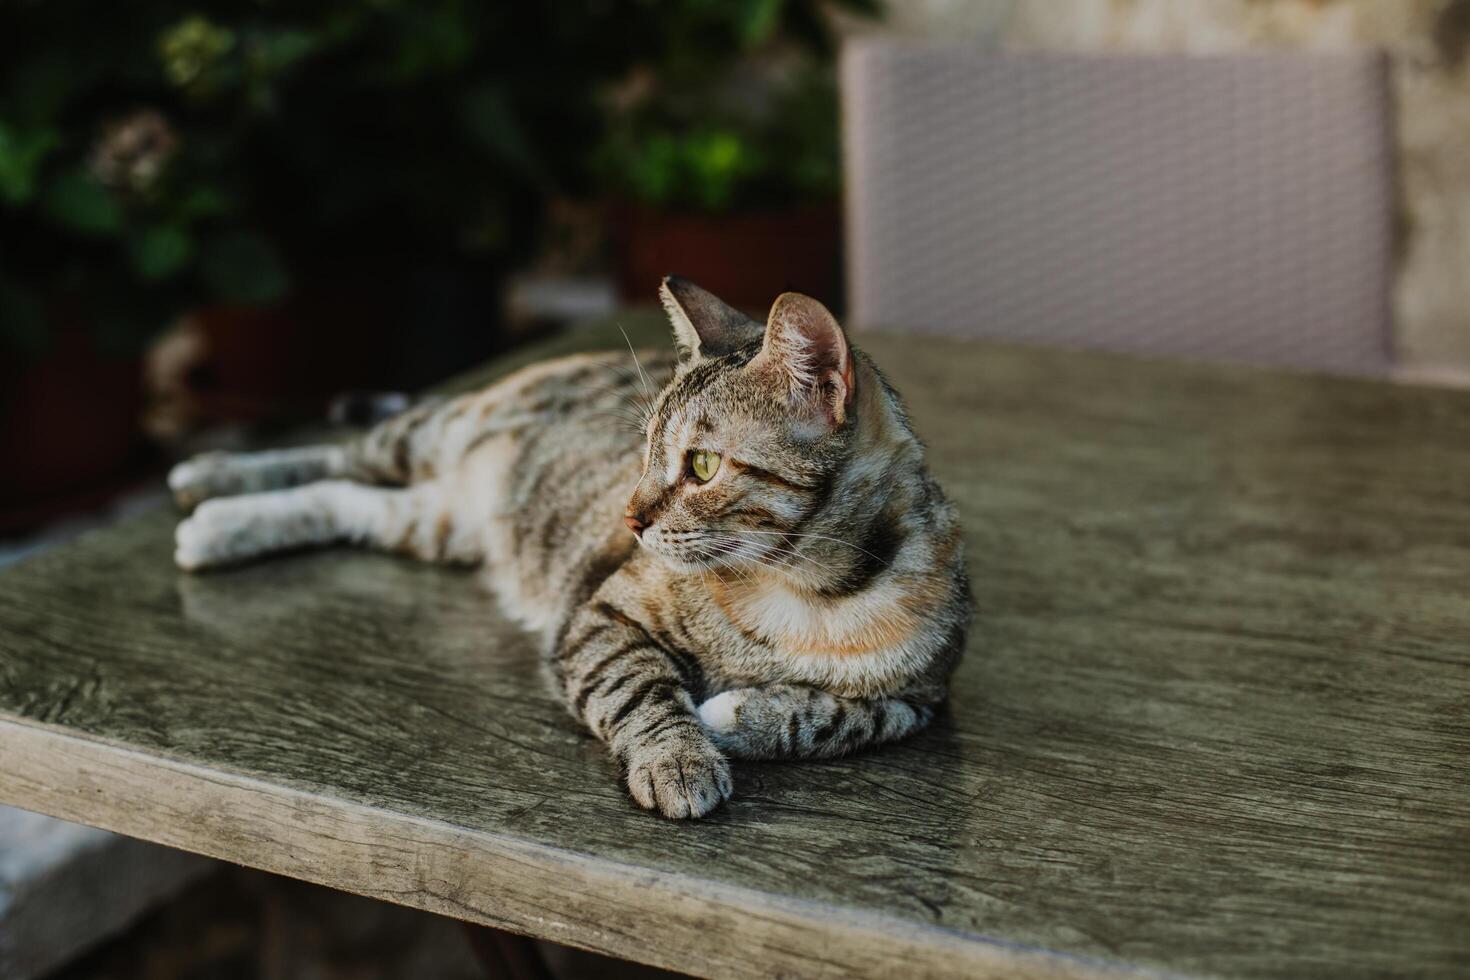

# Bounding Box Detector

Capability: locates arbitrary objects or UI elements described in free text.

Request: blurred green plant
[158,15,237,96]
[0,1,877,357]
[594,0,876,212]
[597,68,844,212]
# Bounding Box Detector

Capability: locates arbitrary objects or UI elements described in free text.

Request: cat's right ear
[659,276,764,362]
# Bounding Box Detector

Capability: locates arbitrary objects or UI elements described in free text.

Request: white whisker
[617,323,653,400]
[702,533,812,579]
[698,539,761,586]
[568,381,655,425]
[717,528,892,566]
[691,541,758,584]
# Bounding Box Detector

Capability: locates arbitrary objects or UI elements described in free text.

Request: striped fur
[170,280,972,819]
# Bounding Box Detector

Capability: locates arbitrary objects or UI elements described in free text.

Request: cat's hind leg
[174,479,476,571]
[168,397,451,510]
[168,445,356,510]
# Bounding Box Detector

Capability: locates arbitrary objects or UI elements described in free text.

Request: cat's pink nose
[624,513,646,537]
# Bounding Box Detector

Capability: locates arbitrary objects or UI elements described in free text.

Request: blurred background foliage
[0,0,878,361]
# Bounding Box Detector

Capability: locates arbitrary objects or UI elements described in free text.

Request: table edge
[0,714,1156,980]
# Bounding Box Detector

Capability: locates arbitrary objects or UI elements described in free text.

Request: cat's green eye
[689,450,721,483]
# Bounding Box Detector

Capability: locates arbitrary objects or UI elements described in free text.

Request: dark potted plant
[0,13,195,513]
[595,0,881,311]
[0,1,872,521]
[136,4,627,420]
[1,1,674,510]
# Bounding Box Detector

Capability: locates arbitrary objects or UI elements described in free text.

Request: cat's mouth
[637,527,711,571]
[642,527,786,575]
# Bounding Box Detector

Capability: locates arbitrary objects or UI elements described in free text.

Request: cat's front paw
[623,733,732,819]
[697,689,756,756]
[174,508,225,572]
[173,498,260,571]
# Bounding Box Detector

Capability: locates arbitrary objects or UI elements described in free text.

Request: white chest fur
[705,574,940,697]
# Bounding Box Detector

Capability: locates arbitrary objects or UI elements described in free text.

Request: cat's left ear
[757,292,855,426]
[659,276,764,362]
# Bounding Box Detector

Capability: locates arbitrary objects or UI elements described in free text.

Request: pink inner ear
[762,293,853,421]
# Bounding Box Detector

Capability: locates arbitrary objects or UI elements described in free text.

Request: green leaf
[158,15,236,92]
[685,130,756,210]
[176,185,231,219]
[243,29,318,111]
[41,170,123,236]
[741,0,785,45]
[130,224,193,281]
[0,123,59,205]
[628,133,680,206]
[200,231,289,305]
[251,29,316,74]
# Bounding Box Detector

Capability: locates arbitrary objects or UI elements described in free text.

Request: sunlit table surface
[2,313,1468,979]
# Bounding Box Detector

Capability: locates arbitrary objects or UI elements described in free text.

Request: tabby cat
[170,279,971,818]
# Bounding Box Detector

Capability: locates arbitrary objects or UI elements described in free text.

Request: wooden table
[3,315,1468,979]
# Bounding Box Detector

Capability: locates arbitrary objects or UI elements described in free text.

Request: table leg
[460,922,556,980]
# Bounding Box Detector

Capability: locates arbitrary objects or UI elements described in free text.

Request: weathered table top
[2,315,1468,979]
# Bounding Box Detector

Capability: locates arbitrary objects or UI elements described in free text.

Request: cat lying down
[169,278,972,818]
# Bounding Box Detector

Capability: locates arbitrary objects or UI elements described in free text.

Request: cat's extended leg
[174,480,476,571]
[168,397,449,509]
[557,599,731,819]
[697,683,935,760]
[168,445,357,510]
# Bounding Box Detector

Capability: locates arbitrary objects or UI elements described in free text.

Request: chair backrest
[841,42,1396,375]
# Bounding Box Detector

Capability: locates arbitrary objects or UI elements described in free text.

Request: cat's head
[624,277,867,574]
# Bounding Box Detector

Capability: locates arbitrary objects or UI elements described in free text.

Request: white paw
[174,512,221,571]
[173,499,252,571]
[174,516,209,571]
[697,690,746,733]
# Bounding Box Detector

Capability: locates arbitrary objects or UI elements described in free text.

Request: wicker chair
[841,42,1396,375]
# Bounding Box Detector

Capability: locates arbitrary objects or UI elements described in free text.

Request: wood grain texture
[2,314,1469,979]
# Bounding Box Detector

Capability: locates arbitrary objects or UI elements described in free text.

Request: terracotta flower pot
[0,329,144,509]
[611,202,842,312]
[181,285,399,426]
